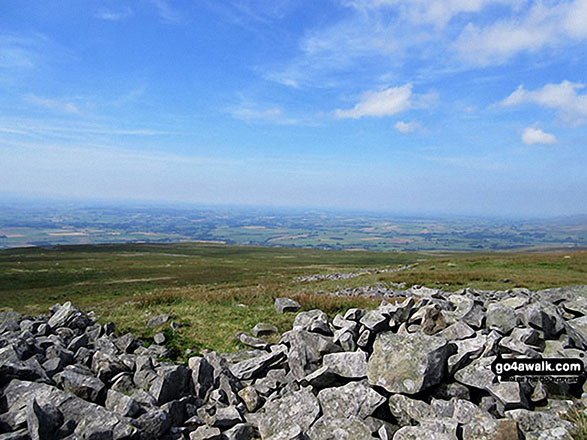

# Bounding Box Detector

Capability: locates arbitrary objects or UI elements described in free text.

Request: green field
[1,243,585,356]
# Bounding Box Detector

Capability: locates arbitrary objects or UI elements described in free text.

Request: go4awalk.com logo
[491,356,585,384]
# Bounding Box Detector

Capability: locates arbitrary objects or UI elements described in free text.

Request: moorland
[1,242,585,355]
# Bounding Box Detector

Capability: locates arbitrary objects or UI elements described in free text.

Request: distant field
[1,203,585,251]
[1,243,585,355]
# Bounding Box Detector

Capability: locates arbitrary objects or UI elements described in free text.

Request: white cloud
[26,95,81,114]
[394,120,419,133]
[455,0,587,65]
[95,7,133,21]
[265,14,402,88]
[343,0,517,28]
[501,81,587,125]
[228,102,307,125]
[335,84,434,119]
[522,127,556,145]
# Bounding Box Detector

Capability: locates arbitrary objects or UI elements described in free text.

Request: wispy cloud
[228,98,314,125]
[150,0,182,23]
[264,0,587,90]
[501,81,587,126]
[394,120,420,133]
[26,94,81,114]
[342,0,518,29]
[0,118,175,139]
[95,7,133,21]
[522,127,557,146]
[0,34,47,70]
[454,0,587,65]
[334,84,435,119]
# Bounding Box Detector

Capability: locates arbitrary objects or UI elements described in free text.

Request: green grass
[565,408,587,440]
[0,243,585,358]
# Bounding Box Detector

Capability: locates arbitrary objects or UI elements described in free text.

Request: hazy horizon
[1,194,586,223]
[1,1,586,217]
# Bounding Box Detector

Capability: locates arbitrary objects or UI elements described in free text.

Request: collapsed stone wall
[0,285,585,440]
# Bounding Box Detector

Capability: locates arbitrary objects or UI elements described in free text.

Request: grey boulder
[368,331,454,394]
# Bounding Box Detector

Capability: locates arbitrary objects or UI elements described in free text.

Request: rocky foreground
[1,285,586,440]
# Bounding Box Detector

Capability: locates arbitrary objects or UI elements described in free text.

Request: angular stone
[264,425,304,440]
[368,331,454,394]
[332,327,357,352]
[105,389,140,417]
[431,382,470,400]
[54,367,105,402]
[505,409,578,437]
[189,356,215,399]
[66,334,89,353]
[343,308,365,321]
[452,399,494,425]
[132,409,171,439]
[360,310,388,332]
[525,428,575,440]
[499,296,530,309]
[454,356,497,390]
[393,426,456,440]
[154,332,166,345]
[357,328,371,348]
[91,350,128,384]
[462,417,522,440]
[235,332,271,350]
[286,329,341,379]
[510,327,544,347]
[486,382,528,415]
[293,310,331,335]
[223,423,257,440]
[274,298,301,314]
[332,314,358,332]
[437,321,475,341]
[26,398,63,440]
[420,418,459,438]
[258,388,320,439]
[147,313,169,328]
[3,380,130,439]
[388,394,434,425]
[0,429,29,440]
[237,386,261,412]
[48,302,90,330]
[114,333,139,353]
[307,416,373,440]
[530,381,547,405]
[521,302,565,339]
[498,337,541,357]
[318,380,385,419]
[409,304,447,335]
[565,316,587,350]
[486,303,517,334]
[149,364,192,405]
[42,357,64,377]
[302,367,343,392]
[322,351,367,379]
[251,323,278,338]
[230,349,286,380]
[209,405,242,428]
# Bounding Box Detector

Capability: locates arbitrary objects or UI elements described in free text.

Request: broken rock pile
[0,284,585,440]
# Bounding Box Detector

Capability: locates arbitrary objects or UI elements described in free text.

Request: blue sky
[1,0,586,217]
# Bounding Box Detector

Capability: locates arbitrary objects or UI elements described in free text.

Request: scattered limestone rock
[274,298,301,314]
[147,313,169,328]
[1,283,585,440]
[251,323,279,338]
